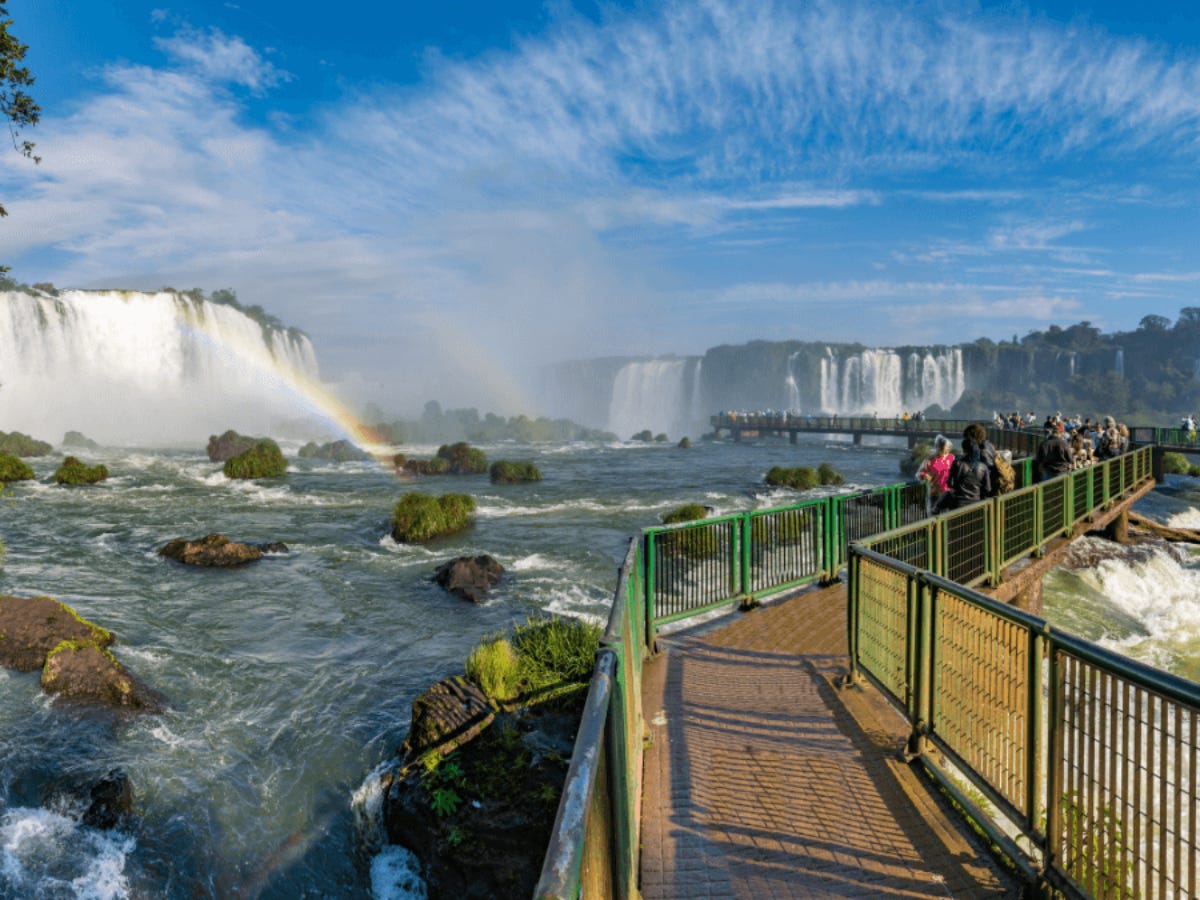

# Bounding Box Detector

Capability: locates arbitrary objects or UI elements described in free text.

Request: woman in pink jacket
[918,435,954,501]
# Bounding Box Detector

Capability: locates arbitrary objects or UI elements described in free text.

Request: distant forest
[947,309,1200,424]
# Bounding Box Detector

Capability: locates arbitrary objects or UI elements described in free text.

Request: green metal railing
[847,446,1189,896]
[539,431,1168,898]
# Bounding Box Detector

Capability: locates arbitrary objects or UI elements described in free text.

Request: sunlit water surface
[0,437,1197,897]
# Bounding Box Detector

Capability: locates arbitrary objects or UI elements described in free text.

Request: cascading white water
[0,290,319,445]
[607,359,690,440]
[1115,348,1125,378]
[689,359,704,432]
[784,352,802,410]
[814,347,964,415]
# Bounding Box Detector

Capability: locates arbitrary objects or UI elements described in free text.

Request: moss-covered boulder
[391,493,476,543]
[437,442,488,475]
[0,595,113,672]
[41,641,163,713]
[632,429,653,442]
[489,461,542,484]
[902,441,933,477]
[765,466,819,491]
[0,453,35,483]
[678,437,691,449]
[818,463,845,486]
[662,503,709,525]
[0,430,52,457]
[54,456,109,485]
[223,440,287,479]
[206,429,262,462]
[298,439,369,462]
[402,676,496,761]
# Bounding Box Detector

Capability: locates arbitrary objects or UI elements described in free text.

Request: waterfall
[783,352,804,411]
[0,289,319,445]
[689,359,704,435]
[607,359,691,440]
[1115,348,1125,378]
[811,347,964,415]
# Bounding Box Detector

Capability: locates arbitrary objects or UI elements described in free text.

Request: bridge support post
[1011,579,1043,617]
[853,432,863,446]
[1152,446,1167,483]
[789,430,797,445]
[1104,508,1131,545]
[733,428,741,443]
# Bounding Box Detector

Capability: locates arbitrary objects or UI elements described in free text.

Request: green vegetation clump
[632,430,653,442]
[53,456,108,485]
[437,442,488,474]
[0,454,34,482]
[765,466,820,491]
[489,461,542,484]
[404,457,451,476]
[465,637,521,703]
[509,616,602,697]
[0,430,51,457]
[1163,452,1191,475]
[391,492,476,543]
[662,503,708,525]
[62,431,99,450]
[223,440,287,479]
[818,463,845,486]
[654,433,668,443]
[678,437,691,449]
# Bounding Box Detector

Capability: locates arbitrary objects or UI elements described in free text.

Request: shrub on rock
[54,456,109,485]
[678,437,691,449]
[765,466,819,491]
[1164,452,1191,475]
[818,463,845,486]
[223,440,287,479]
[437,442,488,474]
[901,441,932,477]
[403,457,451,476]
[391,493,476,543]
[489,461,542,484]
[662,503,708,524]
[0,430,52,456]
[298,439,369,462]
[0,453,35,483]
[632,430,653,442]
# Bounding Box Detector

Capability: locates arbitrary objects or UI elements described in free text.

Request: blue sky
[2,1,1199,410]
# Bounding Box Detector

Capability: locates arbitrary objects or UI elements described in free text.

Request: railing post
[1045,637,1064,878]
[644,534,657,648]
[906,574,934,759]
[741,511,753,599]
[846,549,860,684]
[1027,627,1047,842]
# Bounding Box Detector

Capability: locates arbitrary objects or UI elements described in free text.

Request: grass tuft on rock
[54,456,109,485]
[1164,452,1191,475]
[765,466,819,491]
[437,442,488,475]
[465,637,521,703]
[489,461,542,484]
[661,503,708,525]
[223,440,287,479]
[391,492,476,543]
[818,463,845,486]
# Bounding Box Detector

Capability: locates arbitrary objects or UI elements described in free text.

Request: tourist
[935,437,992,512]
[1069,428,1093,468]
[962,422,999,495]
[917,435,954,503]
[1035,422,1073,481]
[1096,416,1122,459]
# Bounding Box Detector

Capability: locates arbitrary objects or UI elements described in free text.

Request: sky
[2,0,1199,413]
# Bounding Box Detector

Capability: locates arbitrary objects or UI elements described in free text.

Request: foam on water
[370,846,428,900]
[0,807,135,899]
[510,553,554,571]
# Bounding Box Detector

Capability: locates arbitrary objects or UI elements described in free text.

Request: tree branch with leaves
[0,3,38,220]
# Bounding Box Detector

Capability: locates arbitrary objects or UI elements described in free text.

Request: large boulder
[223,440,287,479]
[433,555,504,603]
[44,770,134,830]
[0,595,113,672]
[41,642,163,713]
[159,533,283,566]
[0,429,52,456]
[402,676,496,762]
[62,431,100,450]
[206,430,261,462]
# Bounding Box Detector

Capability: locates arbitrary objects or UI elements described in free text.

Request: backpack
[993,452,1015,495]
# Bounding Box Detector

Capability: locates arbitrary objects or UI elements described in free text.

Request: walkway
[639,584,1022,899]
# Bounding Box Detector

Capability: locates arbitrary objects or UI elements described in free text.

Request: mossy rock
[654,433,669,443]
[437,442,488,475]
[678,437,691,449]
[661,503,708,525]
[902,441,932,477]
[765,466,819,491]
[489,461,542,484]
[391,492,476,543]
[818,463,845,486]
[0,453,35,483]
[54,456,109,485]
[0,430,52,457]
[223,440,287,479]
[206,429,261,462]
[0,595,114,672]
[41,640,163,713]
[632,430,653,442]
[404,457,451,476]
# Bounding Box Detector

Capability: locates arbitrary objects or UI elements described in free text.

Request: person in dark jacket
[963,422,999,496]
[935,437,992,512]
[1035,422,1073,481]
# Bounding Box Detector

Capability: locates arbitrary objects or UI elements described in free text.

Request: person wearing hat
[1035,420,1073,481]
[1096,416,1121,459]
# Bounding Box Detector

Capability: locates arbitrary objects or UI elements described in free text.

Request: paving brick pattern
[640,585,1022,899]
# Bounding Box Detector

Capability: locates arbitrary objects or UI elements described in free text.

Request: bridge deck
[639,584,1022,899]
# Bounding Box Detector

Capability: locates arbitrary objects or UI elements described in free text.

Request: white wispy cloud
[153,25,289,94]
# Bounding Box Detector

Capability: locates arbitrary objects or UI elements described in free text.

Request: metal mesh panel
[856,556,911,708]
[1042,477,1067,541]
[1053,653,1200,900]
[839,490,889,546]
[650,519,736,622]
[933,589,1032,816]
[748,506,824,593]
[897,481,930,525]
[1107,458,1123,500]
[1070,468,1092,524]
[871,525,933,570]
[999,488,1037,570]
[944,505,989,585]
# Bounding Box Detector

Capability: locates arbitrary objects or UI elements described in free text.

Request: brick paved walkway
[639,585,1022,899]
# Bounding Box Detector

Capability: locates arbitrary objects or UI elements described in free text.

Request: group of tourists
[916,423,1015,513]
[1032,413,1128,482]
[991,411,1039,429]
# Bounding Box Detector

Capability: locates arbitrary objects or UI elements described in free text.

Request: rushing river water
[1,434,1198,898]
